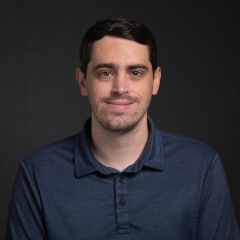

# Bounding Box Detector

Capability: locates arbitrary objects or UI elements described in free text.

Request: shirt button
[119,177,124,183]
[119,199,125,206]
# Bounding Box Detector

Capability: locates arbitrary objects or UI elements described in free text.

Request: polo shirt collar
[74,116,164,178]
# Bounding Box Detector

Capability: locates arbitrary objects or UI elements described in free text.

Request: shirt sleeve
[6,162,47,240]
[197,153,240,239]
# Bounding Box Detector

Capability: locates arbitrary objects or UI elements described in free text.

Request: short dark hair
[79,18,158,77]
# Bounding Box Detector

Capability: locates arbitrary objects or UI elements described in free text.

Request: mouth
[105,101,134,110]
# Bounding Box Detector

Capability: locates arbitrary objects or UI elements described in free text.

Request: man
[7,18,240,239]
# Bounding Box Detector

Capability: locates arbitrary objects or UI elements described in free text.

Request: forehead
[89,36,151,67]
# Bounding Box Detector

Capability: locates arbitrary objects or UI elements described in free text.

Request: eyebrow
[92,63,149,72]
[127,64,148,71]
[92,63,116,72]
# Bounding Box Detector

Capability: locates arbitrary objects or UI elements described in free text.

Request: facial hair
[90,94,152,134]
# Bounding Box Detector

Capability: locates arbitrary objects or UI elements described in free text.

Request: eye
[100,71,111,77]
[131,71,142,77]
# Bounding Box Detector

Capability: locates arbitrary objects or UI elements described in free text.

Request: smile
[105,101,134,110]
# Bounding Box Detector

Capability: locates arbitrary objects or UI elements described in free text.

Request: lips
[105,101,134,110]
[106,101,133,105]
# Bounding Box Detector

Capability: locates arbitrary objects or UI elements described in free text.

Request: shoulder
[157,129,218,168]
[159,129,216,155]
[22,134,78,170]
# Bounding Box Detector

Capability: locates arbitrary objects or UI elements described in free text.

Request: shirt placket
[115,174,130,234]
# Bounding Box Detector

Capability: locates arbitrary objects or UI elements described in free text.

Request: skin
[76,36,161,171]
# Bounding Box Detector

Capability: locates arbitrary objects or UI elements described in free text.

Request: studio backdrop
[1,0,239,238]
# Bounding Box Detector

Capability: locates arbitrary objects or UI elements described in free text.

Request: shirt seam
[20,161,45,216]
[199,152,219,215]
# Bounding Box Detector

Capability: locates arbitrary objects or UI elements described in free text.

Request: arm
[6,162,47,240]
[197,153,240,239]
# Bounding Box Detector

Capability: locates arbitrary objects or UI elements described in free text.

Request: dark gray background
[1,0,239,238]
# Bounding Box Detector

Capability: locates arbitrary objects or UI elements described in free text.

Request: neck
[89,113,149,172]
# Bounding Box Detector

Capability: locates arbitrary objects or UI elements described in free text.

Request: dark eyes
[101,71,111,77]
[131,71,141,76]
[99,71,142,77]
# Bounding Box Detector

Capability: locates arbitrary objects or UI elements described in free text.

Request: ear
[76,67,88,96]
[152,67,161,95]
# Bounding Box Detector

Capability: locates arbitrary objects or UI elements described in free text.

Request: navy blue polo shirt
[7,117,240,239]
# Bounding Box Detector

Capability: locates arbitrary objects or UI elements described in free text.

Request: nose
[112,73,129,95]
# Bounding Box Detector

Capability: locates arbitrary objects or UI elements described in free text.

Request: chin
[104,122,137,133]
[93,106,147,133]
[101,114,143,133]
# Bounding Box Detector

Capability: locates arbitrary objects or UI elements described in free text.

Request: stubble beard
[93,108,147,134]
[90,95,152,135]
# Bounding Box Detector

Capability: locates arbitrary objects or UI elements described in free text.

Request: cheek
[87,82,109,103]
[132,82,153,100]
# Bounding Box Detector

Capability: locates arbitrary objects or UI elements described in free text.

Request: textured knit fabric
[7,117,240,240]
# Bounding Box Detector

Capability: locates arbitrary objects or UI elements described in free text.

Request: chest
[40,171,199,240]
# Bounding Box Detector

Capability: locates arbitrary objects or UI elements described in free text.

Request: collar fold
[74,116,164,178]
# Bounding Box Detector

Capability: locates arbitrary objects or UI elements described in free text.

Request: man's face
[77,36,161,133]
